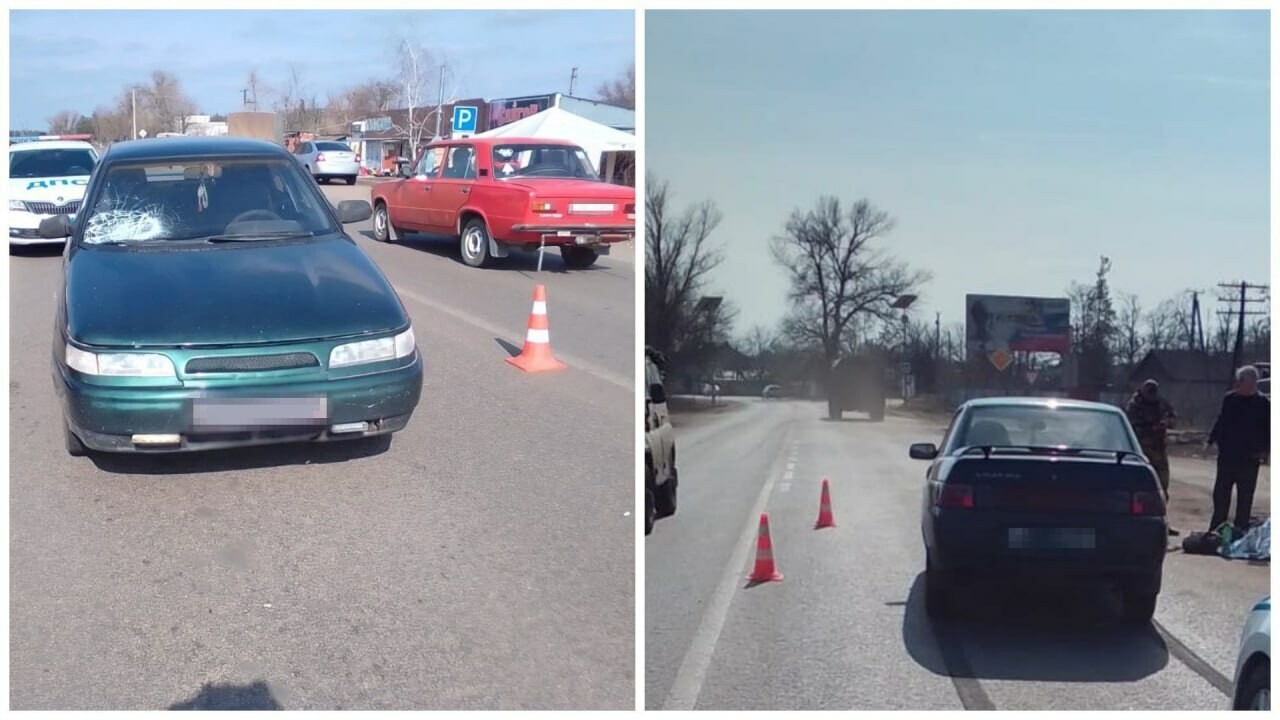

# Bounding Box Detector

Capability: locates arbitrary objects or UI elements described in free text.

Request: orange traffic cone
[507,284,566,372]
[747,513,783,583]
[815,477,836,529]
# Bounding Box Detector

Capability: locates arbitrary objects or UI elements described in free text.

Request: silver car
[293,140,360,185]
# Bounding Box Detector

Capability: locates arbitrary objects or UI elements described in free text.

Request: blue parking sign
[452,105,478,134]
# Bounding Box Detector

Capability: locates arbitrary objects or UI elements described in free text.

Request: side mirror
[39,215,73,239]
[649,383,667,405]
[909,443,939,460]
[397,160,413,178]
[336,200,373,224]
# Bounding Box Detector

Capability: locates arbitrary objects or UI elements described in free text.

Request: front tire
[561,246,599,269]
[64,423,88,457]
[459,218,492,268]
[372,202,403,243]
[1236,660,1270,710]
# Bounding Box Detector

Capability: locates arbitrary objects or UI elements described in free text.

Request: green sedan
[41,136,423,455]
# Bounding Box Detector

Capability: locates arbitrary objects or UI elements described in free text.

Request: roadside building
[487,93,633,133]
[350,99,489,175]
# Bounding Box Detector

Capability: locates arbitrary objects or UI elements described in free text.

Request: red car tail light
[624,202,636,216]
[315,153,327,163]
[936,483,975,509]
[1131,490,1165,516]
[531,202,555,213]
[355,153,362,163]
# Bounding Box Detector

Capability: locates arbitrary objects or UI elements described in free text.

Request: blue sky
[9,10,633,129]
[647,10,1270,336]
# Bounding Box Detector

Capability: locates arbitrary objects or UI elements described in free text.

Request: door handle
[422,185,431,192]
[461,186,470,194]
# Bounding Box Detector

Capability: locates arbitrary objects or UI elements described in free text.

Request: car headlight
[329,328,416,368]
[65,344,176,377]
[9,199,28,212]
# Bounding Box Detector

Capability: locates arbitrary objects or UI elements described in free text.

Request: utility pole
[1216,281,1269,385]
[241,88,250,109]
[433,64,446,140]
[131,88,137,140]
[1189,292,1205,352]
[569,67,579,96]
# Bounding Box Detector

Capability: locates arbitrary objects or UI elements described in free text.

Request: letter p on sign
[452,105,478,134]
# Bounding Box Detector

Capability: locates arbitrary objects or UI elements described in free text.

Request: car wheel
[64,423,88,457]
[459,218,492,268]
[924,551,953,619]
[1120,586,1158,624]
[373,202,401,243]
[1236,660,1270,710]
[655,466,678,518]
[345,175,358,186]
[561,246,599,269]
[645,488,656,536]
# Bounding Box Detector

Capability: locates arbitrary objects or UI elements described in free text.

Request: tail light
[355,153,361,163]
[315,153,326,163]
[624,202,636,217]
[1131,491,1165,516]
[531,201,555,213]
[936,483,975,509]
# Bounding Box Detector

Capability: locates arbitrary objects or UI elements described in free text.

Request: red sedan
[370,136,634,269]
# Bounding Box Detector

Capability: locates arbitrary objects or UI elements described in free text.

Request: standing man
[1127,379,1176,496]
[1207,365,1271,534]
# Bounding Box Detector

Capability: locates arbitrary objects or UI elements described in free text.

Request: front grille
[186,352,319,374]
[26,201,80,215]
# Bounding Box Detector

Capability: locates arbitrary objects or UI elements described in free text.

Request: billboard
[966,295,1071,357]
[488,94,557,130]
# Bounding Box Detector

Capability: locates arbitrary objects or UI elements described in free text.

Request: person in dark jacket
[1126,379,1176,496]
[1207,365,1270,533]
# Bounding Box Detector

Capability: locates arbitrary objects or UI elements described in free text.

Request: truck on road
[827,353,888,421]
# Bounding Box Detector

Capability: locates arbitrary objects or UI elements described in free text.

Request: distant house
[1128,350,1237,429]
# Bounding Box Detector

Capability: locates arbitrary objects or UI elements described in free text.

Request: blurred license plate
[1008,527,1095,550]
[192,396,327,430]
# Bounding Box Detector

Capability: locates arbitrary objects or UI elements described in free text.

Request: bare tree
[1116,292,1143,366]
[770,196,929,367]
[274,65,322,132]
[47,110,83,135]
[645,176,731,365]
[144,70,196,133]
[389,31,454,158]
[596,62,635,108]
[244,68,271,110]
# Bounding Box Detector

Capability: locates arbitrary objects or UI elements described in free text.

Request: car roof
[10,140,96,153]
[102,136,289,163]
[427,136,576,148]
[961,396,1122,413]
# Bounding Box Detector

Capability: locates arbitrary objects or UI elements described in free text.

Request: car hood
[498,178,634,200]
[64,235,410,348]
[10,176,91,203]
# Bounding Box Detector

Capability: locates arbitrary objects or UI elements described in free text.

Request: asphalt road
[645,398,1269,711]
[9,182,635,710]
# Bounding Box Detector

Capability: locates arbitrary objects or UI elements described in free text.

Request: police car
[9,140,98,245]
[1232,596,1270,710]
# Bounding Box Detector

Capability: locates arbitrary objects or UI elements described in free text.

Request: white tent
[475,107,635,184]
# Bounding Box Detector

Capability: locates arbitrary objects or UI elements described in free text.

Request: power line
[1215,281,1269,384]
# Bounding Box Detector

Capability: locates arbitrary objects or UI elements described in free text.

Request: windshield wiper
[198,231,317,243]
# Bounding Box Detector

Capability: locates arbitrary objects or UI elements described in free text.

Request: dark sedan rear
[913,397,1168,623]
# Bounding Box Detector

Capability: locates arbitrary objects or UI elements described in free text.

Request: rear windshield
[953,405,1137,454]
[10,148,98,178]
[491,144,598,181]
[315,142,351,151]
[81,157,337,244]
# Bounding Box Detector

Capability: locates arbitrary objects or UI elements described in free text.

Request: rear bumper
[313,161,360,177]
[55,353,423,453]
[926,511,1167,588]
[506,224,634,246]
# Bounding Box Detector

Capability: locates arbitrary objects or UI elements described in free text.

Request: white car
[9,140,98,245]
[1233,596,1270,710]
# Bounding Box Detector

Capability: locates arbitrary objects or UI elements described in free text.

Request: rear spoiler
[958,445,1145,464]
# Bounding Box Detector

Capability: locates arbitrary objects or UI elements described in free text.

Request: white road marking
[785,462,795,471]
[778,482,792,493]
[663,425,795,711]
[783,470,794,481]
[392,284,631,391]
